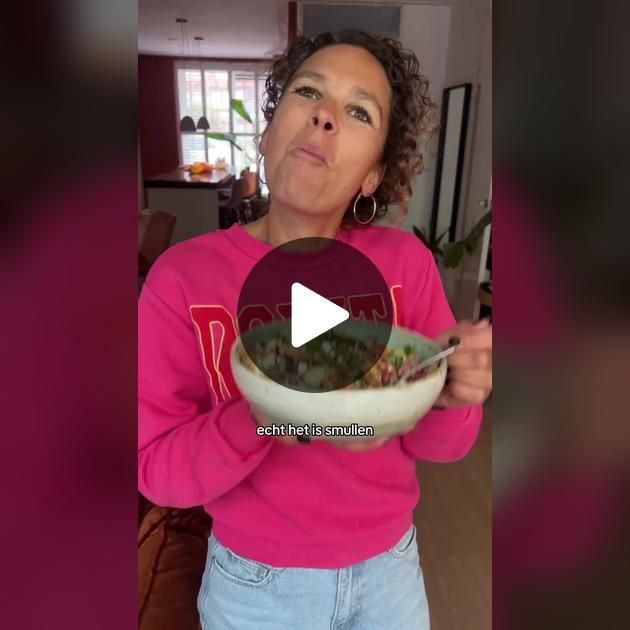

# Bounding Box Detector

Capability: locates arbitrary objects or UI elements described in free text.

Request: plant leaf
[206,133,243,151]
[412,225,431,248]
[231,99,253,123]
[435,227,450,246]
[464,211,492,254]
[443,242,465,268]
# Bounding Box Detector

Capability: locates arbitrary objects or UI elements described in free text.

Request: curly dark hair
[261,30,437,226]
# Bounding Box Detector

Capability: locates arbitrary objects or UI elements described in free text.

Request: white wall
[138,0,288,58]
[439,0,492,318]
[385,3,451,234]
[445,0,491,240]
[387,0,490,241]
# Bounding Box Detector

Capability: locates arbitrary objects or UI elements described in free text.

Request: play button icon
[237,236,393,392]
[291,282,349,347]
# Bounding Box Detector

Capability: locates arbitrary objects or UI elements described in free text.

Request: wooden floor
[414,404,492,630]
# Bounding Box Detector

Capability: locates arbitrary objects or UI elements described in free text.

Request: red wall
[138,55,180,179]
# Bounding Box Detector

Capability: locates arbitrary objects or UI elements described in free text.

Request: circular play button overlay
[237,237,393,392]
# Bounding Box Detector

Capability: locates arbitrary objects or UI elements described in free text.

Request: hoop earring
[353,192,377,225]
[257,154,267,186]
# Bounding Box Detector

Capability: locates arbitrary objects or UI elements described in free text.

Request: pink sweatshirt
[138,224,482,568]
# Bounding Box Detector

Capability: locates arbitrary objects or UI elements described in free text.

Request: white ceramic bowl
[230,323,447,440]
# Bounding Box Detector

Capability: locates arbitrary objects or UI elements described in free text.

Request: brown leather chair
[138,495,212,630]
[138,211,176,277]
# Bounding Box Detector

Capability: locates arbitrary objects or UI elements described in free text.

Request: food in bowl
[230,321,448,440]
[236,329,438,390]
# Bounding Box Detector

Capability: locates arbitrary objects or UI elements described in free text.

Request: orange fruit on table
[190,162,212,175]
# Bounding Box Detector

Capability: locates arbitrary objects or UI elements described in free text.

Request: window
[176,63,268,192]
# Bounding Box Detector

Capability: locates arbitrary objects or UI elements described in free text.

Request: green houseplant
[413,210,491,269]
[205,99,254,154]
[205,99,259,192]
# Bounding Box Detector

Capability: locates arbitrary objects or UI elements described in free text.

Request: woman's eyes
[349,106,372,125]
[294,85,321,99]
[293,85,373,125]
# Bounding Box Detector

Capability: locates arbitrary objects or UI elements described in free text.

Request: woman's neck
[249,202,345,248]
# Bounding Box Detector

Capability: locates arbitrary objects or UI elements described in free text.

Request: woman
[139,31,491,629]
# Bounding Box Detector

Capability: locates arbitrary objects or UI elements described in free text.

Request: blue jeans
[197,525,430,629]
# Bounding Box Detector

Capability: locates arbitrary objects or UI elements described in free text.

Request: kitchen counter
[144,167,234,189]
[143,167,234,245]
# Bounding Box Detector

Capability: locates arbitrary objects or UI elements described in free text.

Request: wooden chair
[239,168,260,223]
[241,168,258,198]
[138,211,176,277]
[217,174,235,204]
[219,177,248,226]
[250,196,270,221]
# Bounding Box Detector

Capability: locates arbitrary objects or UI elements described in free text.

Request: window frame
[173,60,270,170]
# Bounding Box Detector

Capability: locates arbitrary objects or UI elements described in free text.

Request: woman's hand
[433,320,492,408]
[249,406,387,451]
[330,437,389,451]
[248,406,300,446]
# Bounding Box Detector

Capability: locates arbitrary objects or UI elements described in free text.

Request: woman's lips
[292,145,328,166]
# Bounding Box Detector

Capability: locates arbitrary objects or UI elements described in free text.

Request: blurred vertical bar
[288,1,298,45]
[494,1,630,628]
[0,1,138,628]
